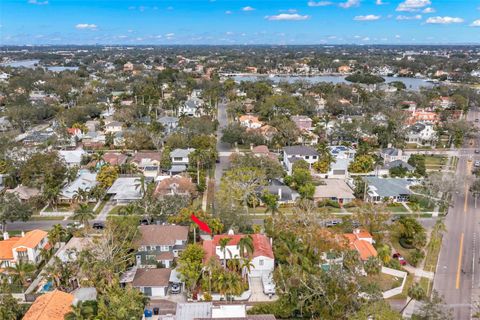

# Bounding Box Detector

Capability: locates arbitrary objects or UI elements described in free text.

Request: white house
[238,115,263,129]
[380,147,409,163]
[58,149,85,168]
[178,98,204,117]
[282,146,319,175]
[107,177,144,204]
[0,230,49,269]
[104,121,123,134]
[202,232,274,278]
[406,123,437,146]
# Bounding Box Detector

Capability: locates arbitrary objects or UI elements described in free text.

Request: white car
[475,160,480,167]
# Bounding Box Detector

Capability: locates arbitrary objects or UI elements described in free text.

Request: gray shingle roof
[283,146,318,156]
[365,177,412,198]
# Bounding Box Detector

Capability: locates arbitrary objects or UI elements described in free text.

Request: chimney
[250,143,254,151]
[227,229,235,235]
[21,231,25,237]
[3,232,9,240]
[278,187,282,200]
[387,143,392,148]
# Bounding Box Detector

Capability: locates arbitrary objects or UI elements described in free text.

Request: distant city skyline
[1,0,480,45]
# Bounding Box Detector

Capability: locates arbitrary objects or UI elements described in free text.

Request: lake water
[1,60,79,72]
[232,75,435,91]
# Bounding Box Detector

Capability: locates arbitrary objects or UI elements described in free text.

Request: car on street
[392,253,407,265]
[92,222,105,230]
[475,160,480,167]
[475,150,480,154]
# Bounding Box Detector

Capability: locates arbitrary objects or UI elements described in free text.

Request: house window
[173,157,183,161]
[305,156,309,159]
[259,259,264,266]
[146,246,151,251]
[161,246,169,252]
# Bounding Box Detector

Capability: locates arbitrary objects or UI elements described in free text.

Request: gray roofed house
[382,160,414,171]
[59,171,97,203]
[365,177,412,203]
[158,116,179,133]
[261,179,299,204]
[282,146,318,175]
[313,179,355,205]
[58,149,85,168]
[107,177,144,204]
[175,302,212,320]
[170,148,195,173]
[379,147,409,163]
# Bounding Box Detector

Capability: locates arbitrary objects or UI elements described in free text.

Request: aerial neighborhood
[0,43,479,320]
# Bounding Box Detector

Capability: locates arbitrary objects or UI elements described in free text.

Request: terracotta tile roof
[137,225,189,246]
[202,234,274,262]
[131,151,161,165]
[23,290,74,320]
[132,268,171,287]
[154,176,196,198]
[16,247,27,252]
[13,230,48,249]
[0,237,21,260]
[103,152,128,166]
[343,230,377,261]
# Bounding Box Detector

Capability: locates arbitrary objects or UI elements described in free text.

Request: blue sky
[1,0,480,45]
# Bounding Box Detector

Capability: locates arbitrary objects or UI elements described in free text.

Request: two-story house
[238,115,263,129]
[0,230,49,269]
[202,232,274,278]
[291,115,313,131]
[170,148,195,173]
[178,98,204,117]
[282,146,318,175]
[131,152,161,179]
[379,147,410,164]
[135,225,189,268]
[406,123,437,146]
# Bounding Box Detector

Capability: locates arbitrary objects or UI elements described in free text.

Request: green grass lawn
[360,273,403,292]
[387,203,409,213]
[389,273,414,300]
[424,155,447,169]
[419,277,431,297]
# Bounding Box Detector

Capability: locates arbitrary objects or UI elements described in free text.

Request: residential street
[434,107,480,320]
[214,101,232,187]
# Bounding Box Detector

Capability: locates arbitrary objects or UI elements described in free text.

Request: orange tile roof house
[0,230,49,269]
[343,229,377,261]
[23,290,74,320]
[202,232,274,278]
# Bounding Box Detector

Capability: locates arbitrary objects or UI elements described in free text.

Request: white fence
[381,266,408,299]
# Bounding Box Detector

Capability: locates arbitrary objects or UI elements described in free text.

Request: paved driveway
[248,277,277,302]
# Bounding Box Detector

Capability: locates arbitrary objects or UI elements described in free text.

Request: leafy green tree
[19,151,67,189]
[238,235,254,258]
[96,165,119,189]
[0,193,33,232]
[177,244,205,297]
[96,283,147,320]
[160,146,172,171]
[0,293,28,320]
[6,261,36,287]
[364,256,382,275]
[348,154,375,173]
[352,300,402,320]
[401,283,425,313]
[64,301,98,320]
[262,192,280,216]
[298,183,315,200]
[413,290,452,320]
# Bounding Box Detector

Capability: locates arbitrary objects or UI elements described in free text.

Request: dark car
[393,253,407,265]
[92,222,105,230]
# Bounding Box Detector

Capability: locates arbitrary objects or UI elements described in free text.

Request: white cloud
[426,16,464,24]
[396,0,430,12]
[266,13,310,21]
[471,19,480,27]
[354,14,380,21]
[225,10,232,14]
[307,1,332,7]
[28,0,48,5]
[395,34,401,38]
[242,6,255,11]
[396,14,422,20]
[422,7,435,13]
[165,33,175,37]
[339,0,360,8]
[362,37,370,41]
[376,0,385,4]
[75,23,97,30]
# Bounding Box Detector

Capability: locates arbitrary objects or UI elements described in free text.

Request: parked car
[390,215,401,223]
[325,220,342,227]
[67,222,84,229]
[92,222,105,230]
[393,253,407,265]
[475,150,480,154]
[170,283,181,294]
[475,160,480,167]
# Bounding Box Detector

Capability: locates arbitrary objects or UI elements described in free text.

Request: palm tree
[7,261,36,287]
[43,186,61,210]
[48,224,67,248]
[376,244,392,265]
[219,238,231,268]
[91,151,105,166]
[262,192,280,216]
[135,175,146,196]
[72,203,95,228]
[39,247,53,262]
[409,202,421,218]
[401,283,425,313]
[73,187,90,204]
[240,258,255,279]
[238,235,254,258]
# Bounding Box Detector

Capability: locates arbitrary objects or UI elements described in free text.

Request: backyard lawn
[360,273,403,292]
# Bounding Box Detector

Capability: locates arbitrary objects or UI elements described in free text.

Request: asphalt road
[214,101,232,187]
[434,107,480,320]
